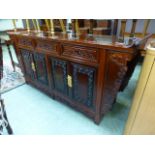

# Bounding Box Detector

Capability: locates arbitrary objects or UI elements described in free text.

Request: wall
[0,19,24,31]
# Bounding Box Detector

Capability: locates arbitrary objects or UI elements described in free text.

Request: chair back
[119,19,151,39]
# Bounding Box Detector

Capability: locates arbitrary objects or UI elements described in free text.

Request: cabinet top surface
[8,30,143,51]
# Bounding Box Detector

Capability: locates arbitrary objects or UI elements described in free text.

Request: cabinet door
[21,49,36,80]
[71,63,96,108]
[51,58,68,96]
[33,53,48,86]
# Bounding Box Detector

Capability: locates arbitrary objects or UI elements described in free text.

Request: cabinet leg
[110,98,116,111]
[51,94,55,100]
[25,79,30,84]
[94,114,101,125]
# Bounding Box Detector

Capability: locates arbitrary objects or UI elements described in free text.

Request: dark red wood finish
[8,30,139,124]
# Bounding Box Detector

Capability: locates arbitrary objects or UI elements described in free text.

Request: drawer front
[18,37,33,50]
[36,40,58,55]
[61,44,98,63]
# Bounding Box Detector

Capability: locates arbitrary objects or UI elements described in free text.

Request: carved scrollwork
[110,53,132,66]
[33,53,48,85]
[20,49,36,80]
[62,45,98,62]
[102,52,130,114]
[51,58,68,95]
[36,41,57,52]
[72,63,95,108]
[19,38,32,47]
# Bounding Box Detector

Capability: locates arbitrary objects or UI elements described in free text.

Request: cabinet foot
[94,115,101,125]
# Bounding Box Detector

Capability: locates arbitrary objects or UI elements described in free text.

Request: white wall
[0,19,24,31]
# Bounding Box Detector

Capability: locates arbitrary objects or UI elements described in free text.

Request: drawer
[36,40,58,55]
[18,37,33,49]
[61,44,98,63]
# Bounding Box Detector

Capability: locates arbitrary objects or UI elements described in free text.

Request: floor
[0,43,142,135]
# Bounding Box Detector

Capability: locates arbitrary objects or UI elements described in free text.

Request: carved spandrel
[109,53,132,66]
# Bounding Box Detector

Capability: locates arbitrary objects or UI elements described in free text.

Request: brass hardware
[67,75,72,88]
[12,19,17,32]
[31,62,36,72]
[26,19,30,32]
[36,19,41,32]
[59,19,66,33]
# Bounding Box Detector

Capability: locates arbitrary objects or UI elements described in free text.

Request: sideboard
[8,31,141,124]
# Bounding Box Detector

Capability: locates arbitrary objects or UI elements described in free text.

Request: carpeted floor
[1,42,142,135]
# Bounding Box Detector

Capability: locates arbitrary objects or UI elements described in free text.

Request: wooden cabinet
[9,31,140,124]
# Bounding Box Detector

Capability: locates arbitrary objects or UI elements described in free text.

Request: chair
[119,19,151,40]
[0,34,18,72]
[0,39,13,135]
[43,19,67,33]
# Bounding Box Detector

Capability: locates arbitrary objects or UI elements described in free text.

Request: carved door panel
[20,49,36,80]
[33,53,48,86]
[51,58,68,96]
[71,63,96,108]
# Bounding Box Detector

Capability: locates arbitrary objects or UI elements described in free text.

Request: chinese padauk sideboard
[8,30,141,124]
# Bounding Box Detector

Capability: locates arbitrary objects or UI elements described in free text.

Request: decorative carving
[19,38,32,47]
[102,52,129,114]
[20,49,36,80]
[62,45,98,62]
[33,53,48,85]
[110,53,132,66]
[8,31,140,124]
[72,63,95,108]
[36,41,57,52]
[51,58,68,95]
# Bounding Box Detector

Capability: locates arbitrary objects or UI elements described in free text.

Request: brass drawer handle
[67,75,72,88]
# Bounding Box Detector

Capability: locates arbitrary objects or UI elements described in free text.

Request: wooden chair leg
[0,99,13,135]
[6,44,16,72]
[6,123,13,135]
